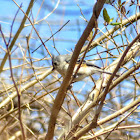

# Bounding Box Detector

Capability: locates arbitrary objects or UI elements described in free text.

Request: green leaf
[103,8,110,24]
[118,0,121,6]
[110,22,121,25]
[110,18,114,23]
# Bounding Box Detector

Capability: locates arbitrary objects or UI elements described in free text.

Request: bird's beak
[52,66,55,71]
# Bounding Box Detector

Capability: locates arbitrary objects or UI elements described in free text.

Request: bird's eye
[53,62,57,66]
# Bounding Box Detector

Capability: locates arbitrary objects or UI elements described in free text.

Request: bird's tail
[98,70,120,77]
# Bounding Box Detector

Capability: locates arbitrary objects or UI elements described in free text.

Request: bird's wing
[84,60,102,69]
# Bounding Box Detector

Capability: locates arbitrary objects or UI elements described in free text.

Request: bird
[52,54,118,82]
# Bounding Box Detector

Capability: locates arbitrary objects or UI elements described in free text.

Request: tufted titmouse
[52,54,118,82]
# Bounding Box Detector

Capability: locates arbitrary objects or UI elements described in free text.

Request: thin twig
[32,20,70,53]
[12,0,52,57]
[45,1,106,139]
[0,25,26,140]
[0,0,34,73]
